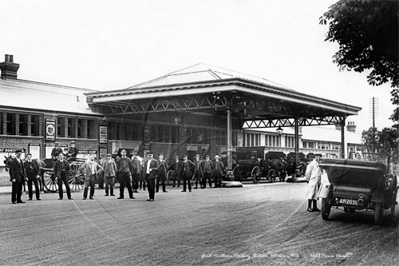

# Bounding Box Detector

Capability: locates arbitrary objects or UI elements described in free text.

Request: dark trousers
[132,173,140,191]
[27,173,40,200]
[202,172,212,188]
[173,173,181,187]
[58,172,72,199]
[147,176,156,200]
[156,175,166,192]
[140,180,146,190]
[119,172,133,198]
[193,172,201,188]
[11,179,23,203]
[104,176,115,195]
[182,173,192,191]
[213,171,223,187]
[83,174,96,199]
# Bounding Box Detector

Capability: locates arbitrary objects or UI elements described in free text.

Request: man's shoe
[29,198,32,201]
[12,202,16,204]
[58,198,63,200]
[189,190,191,192]
[194,187,198,189]
[17,201,25,204]
[133,190,138,193]
[89,198,94,200]
[82,198,87,200]
[313,208,321,212]
[181,190,186,192]
[307,208,313,212]
[68,198,73,200]
[163,191,168,193]
[111,194,115,196]
[172,185,175,187]
[37,199,41,201]
[146,199,154,202]
[130,197,135,199]
[104,194,109,196]
[117,197,124,199]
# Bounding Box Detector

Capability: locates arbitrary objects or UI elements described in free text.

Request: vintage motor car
[317,153,398,224]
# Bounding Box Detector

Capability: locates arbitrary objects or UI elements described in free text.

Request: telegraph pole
[369,97,379,153]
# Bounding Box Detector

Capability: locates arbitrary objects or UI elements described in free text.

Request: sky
[0,0,394,133]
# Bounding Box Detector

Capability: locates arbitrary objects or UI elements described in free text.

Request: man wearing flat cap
[116,149,135,199]
[51,142,63,161]
[156,153,168,193]
[201,155,213,188]
[181,155,195,192]
[67,141,79,161]
[212,155,225,188]
[9,150,26,204]
[193,154,203,189]
[103,154,117,196]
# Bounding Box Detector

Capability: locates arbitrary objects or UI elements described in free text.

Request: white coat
[305,159,322,200]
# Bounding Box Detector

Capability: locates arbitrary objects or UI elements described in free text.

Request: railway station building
[0,54,362,169]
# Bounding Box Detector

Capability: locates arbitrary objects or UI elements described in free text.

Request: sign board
[45,119,56,141]
[99,125,108,144]
[29,145,41,159]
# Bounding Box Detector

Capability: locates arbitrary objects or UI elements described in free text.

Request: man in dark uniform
[156,153,168,193]
[51,142,63,161]
[213,155,225,188]
[9,150,26,204]
[23,153,41,201]
[67,140,79,161]
[54,153,73,200]
[131,153,142,193]
[116,149,134,199]
[193,154,203,189]
[144,152,159,201]
[181,155,195,192]
[170,155,182,187]
[201,155,213,188]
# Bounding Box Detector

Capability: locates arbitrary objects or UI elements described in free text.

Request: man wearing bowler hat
[9,150,26,204]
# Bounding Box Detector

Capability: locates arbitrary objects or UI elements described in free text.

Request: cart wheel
[68,162,84,192]
[375,202,383,224]
[43,171,59,193]
[166,170,174,186]
[321,198,331,220]
[251,166,261,184]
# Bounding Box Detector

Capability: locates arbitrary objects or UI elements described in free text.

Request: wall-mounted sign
[99,125,108,144]
[45,119,56,141]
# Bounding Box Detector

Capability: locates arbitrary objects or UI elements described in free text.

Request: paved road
[0,182,397,266]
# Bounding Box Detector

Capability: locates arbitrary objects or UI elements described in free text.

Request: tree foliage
[361,127,398,161]
[320,0,399,88]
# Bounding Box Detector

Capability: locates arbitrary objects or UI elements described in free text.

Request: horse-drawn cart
[40,158,86,193]
[318,153,398,224]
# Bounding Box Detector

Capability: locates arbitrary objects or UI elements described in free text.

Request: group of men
[8,147,227,204]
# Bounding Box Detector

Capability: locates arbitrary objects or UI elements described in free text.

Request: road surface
[0,182,397,265]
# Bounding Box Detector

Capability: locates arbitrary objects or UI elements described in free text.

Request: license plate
[338,198,358,205]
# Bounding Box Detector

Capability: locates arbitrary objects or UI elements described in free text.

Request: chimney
[0,54,20,79]
[346,121,357,133]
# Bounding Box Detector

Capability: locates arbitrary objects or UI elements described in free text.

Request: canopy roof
[86,64,361,127]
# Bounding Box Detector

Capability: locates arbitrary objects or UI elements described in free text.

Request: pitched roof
[0,78,101,116]
[128,63,294,92]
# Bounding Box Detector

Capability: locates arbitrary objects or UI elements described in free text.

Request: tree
[361,127,398,161]
[319,0,399,88]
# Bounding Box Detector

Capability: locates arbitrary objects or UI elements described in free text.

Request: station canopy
[85,64,361,128]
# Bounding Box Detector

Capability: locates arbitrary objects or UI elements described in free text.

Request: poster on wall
[45,119,56,141]
[29,145,40,159]
[99,125,108,144]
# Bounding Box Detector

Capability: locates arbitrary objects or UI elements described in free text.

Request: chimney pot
[0,54,20,79]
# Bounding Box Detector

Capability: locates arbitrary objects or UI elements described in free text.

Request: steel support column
[226,108,233,177]
[340,118,346,158]
[294,118,299,166]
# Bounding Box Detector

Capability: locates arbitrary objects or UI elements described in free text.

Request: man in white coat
[305,154,322,212]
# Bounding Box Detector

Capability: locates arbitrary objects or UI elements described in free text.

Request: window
[30,115,40,136]
[67,118,73,137]
[0,112,3,134]
[6,113,15,135]
[88,120,95,139]
[78,119,83,138]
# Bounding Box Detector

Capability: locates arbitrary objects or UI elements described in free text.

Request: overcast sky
[0,0,393,133]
